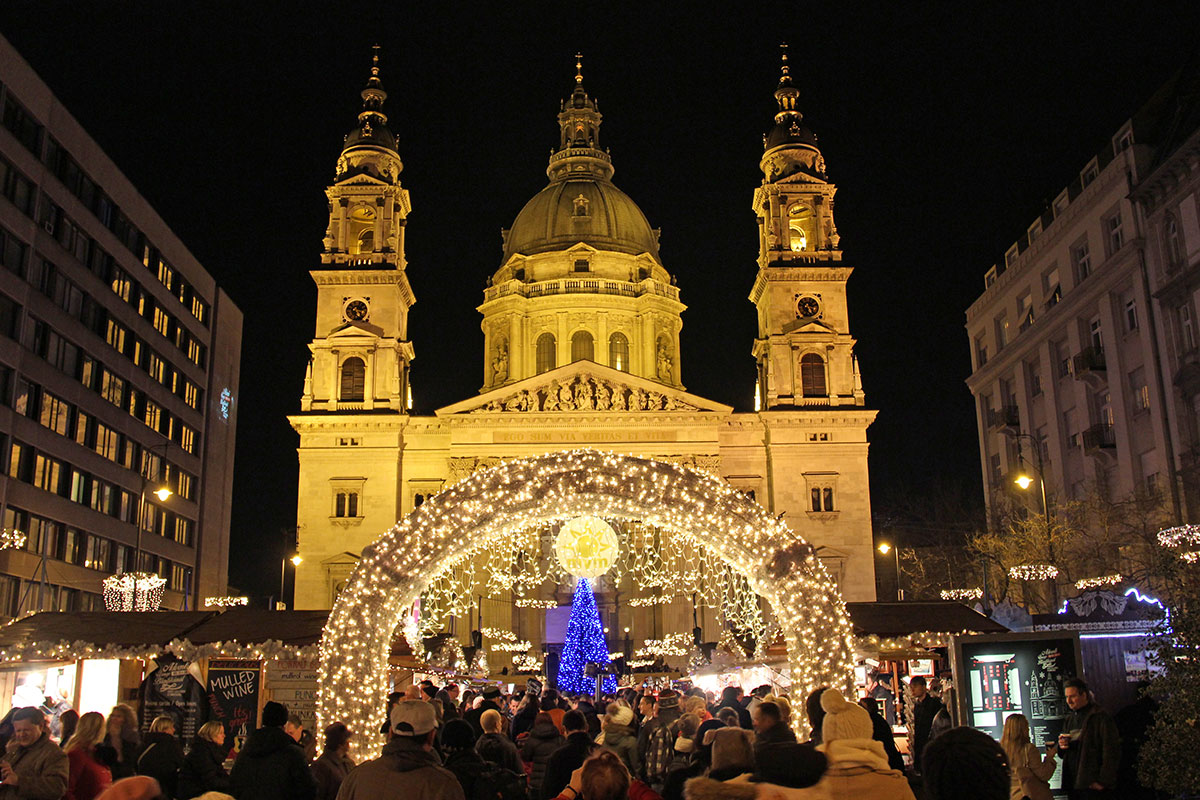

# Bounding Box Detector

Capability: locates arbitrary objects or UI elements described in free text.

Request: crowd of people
[0,675,1125,800]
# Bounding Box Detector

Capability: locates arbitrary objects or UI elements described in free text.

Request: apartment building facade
[0,34,242,613]
[965,66,1200,535]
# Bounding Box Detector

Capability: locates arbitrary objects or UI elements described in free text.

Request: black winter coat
[540,731,595,800]
[230,725,318,800]
[520,721,563,798]
[445,748,490,799]
[177,736,232,799]
[476,731,523,775]
[135,731,185,799]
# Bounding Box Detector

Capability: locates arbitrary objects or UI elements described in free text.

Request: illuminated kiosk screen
[951,632,1081,796]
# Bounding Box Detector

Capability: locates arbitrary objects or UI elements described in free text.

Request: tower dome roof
[336,47,402,184]
[501,55,660,263]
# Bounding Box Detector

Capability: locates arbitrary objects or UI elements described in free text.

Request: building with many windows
[965,64,1200,533]
[290,52,878,635]
[0,34,242,614]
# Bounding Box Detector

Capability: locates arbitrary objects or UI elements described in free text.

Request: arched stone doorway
[318,449,854,755]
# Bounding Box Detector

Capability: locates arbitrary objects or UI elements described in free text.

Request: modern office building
[965,65,1200,531]
[0,34,242,614]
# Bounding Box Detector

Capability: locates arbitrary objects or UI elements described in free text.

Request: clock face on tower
[796,295,820,319]
[344,299,370,322]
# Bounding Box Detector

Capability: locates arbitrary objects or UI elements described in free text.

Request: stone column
[336,199,349,253]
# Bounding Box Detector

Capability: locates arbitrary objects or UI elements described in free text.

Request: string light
[317,449,855,760]
[204,596,249,608]
[1157,524,1200,548]
[629,595,670,607]
[940,588,983,601]
[515,598,558,609]
[0,529,26,550]
[1008,563,1059,581]
[1075,574,1122,590]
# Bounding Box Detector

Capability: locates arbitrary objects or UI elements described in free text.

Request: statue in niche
[611,387,627,411]
[492,340,509,383]
[543,383,560,411]
[656,342,673,381]
[595,380,612,411]
[576,378,595,410]
[629,387,645,410]
[647,391,663,410]
[558,381,575,411]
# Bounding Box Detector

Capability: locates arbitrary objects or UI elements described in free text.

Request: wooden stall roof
[845,601,1009,638]
[0,612,217,649]
[184,609,331,646]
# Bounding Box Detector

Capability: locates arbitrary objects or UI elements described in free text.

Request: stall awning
[0,612,217,652]
[845,601,1009,638]
[184,609,331,647]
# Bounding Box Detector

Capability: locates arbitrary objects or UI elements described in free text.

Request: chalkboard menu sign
[951,631,1082,796]
[206,659,262,750]
[139,655,205,741]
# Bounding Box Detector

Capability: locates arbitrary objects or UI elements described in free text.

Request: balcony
[1073,346,1107,386]
[987,405,1021,432]
[482,277,680,304]
[1082,423,1116,456]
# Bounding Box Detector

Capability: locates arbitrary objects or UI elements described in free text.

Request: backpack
[474,762,528,800]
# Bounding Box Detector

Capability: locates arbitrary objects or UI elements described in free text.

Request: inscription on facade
[493,430,678,443]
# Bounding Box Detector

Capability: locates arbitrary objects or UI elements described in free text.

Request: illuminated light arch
[318,449,854,757]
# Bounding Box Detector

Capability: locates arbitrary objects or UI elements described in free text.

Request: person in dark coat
[573,699,601,740]
[310,721,354,800]
[751,702,796,752]
[230,701,318,800]
[662,718,723,800]
[859,697,904,771]
[541,710,595,800]
[477,709,523,774]
[464,686,503,739]
[134,716,184,799]
[96,705,139,781]
[521,712,564,799]
[511,694,540,742]
[442,720,491,799]
[177,721,232,799]
[908,676,944,774]
[714,687,752,729]
[1059,678,1120,798]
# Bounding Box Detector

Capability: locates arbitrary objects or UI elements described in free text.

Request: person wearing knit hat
[601,703,640,776]
[814,689,915,800]
[230,701,319,800]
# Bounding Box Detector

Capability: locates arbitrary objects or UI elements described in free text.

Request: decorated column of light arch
[318,449,854,758]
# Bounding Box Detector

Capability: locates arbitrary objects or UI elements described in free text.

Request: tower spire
[549,52,612,181]
[575,52,584,86]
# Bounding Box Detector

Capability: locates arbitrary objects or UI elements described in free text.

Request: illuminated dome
[501,57,660,263]
[760,46,827,183]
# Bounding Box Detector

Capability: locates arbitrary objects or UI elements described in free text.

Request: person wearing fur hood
[814,689,915,800]
[684,728,830,800]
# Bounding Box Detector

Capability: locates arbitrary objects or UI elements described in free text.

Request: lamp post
[106,442,173,611]
[279,554,302,610]
[877,542,902,600]
[1008,432,1050,523]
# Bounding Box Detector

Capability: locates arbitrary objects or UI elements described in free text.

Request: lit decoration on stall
[0,529,26,550]
[940,587,983,601]
[555,516,619,578]
[1075,574,1122,590]
[203,596,249,608]
[635,632,692,659]
[490,639,533,653]
[103,573,167,611]
[318,450,854,760]
[629,595,669,607]
[1158,524,1200,561]
[557,578,617,694]
[1008,563,1059,581]
[512,653,542,672]
[515,598,558,609]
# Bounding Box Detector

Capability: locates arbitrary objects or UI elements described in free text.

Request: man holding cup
[1058,678,1120,798]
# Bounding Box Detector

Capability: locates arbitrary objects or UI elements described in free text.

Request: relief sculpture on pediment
[470,373,697,414]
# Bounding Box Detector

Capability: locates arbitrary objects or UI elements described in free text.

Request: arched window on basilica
[354,228,375,255]
[571,330,594,362]
[536,333,556,374]
[340,357,366,402]
[788,203,815,252]
[800,353,826,397]
[609,332,629,371]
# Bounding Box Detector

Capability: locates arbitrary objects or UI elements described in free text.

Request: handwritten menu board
[139,656,204,740]
[206,659,261,750]
[265,660,319,732]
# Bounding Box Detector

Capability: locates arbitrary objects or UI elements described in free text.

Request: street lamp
[878,541,902,601]
[105,442,174,611]
[1009,432,1049,523]
[279,554,302,609]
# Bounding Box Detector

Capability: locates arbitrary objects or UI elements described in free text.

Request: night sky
[0,4,1194,598]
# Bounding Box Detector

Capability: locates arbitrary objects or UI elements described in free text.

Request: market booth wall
[0,609,331,750]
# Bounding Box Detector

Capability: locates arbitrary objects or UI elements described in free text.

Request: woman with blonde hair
[999,714,1057,800]
[135,715,184,798]
[763,694,792,726]
[64,711,112,800]
[178,721,232,799]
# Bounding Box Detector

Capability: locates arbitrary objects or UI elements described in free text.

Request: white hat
[390,699,437,737]
[820,689,872,743]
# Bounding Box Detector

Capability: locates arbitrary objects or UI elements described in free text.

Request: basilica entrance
[317,449,854,756]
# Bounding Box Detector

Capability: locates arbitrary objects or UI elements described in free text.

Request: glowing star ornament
[555,516,619,578]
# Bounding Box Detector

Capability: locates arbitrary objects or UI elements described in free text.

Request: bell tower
[301,48,415,413]
[750,46,863,410]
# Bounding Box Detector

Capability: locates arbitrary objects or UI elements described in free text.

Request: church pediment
[782,317,837,335]
[436,361,732,416]
[327,320,384,338]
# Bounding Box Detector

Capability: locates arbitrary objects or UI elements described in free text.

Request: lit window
[536,333,556,374]
[609,333,629,371]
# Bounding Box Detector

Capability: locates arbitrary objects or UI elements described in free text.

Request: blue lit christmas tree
[557,578,617,694]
